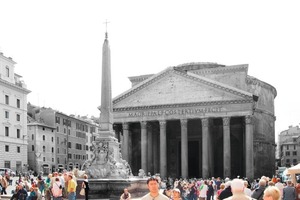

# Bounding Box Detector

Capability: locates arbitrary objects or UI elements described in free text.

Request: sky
[0,0,299,138]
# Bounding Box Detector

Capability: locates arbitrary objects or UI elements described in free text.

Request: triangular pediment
[113,67,253,109]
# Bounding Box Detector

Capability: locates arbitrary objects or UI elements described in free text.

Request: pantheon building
[112,62,276,180]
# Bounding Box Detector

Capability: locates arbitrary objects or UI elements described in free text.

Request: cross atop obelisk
[103,19,110,39]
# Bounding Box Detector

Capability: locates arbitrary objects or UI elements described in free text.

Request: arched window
[43,146,46,152]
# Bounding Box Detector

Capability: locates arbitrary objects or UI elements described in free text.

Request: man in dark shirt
[219,181,232,200]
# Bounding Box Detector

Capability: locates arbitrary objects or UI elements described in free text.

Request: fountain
[76,31,148,199]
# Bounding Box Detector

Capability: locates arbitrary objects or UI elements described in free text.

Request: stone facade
[0,52,30,173]
[112,62,276,179]
[278,125,300,167]
[27,104,99,173]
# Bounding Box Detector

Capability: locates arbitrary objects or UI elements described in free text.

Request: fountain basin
[76,177,148,199]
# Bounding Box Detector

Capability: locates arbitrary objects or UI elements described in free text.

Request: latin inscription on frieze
[128,107,225,117]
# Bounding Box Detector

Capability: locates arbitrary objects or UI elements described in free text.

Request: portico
[112,63,276,179]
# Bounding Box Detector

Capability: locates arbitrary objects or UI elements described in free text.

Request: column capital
[159,120,166,126]
[180,119,188,127]
[223,117,231,126]
[245,115,253,125]
[201,118,209,127]
[140,121,147,129]
[122,122,129,130]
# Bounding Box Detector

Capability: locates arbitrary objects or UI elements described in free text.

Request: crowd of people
[135,175,300,200]
[5,170,89,200]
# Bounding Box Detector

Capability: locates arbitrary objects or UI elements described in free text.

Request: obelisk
[98,31,114,137]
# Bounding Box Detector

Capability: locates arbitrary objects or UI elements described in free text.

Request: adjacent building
[27,104,99,174]
[113,62,277,179]
[0,52,30,172]
[278,125,300,167]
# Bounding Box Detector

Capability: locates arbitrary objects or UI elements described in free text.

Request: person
[162,185,172,199]
[296,182,300,200]
[11,183,28,200]
[218,181,232,200]
[275,178,284,198]
[51,177,63,200]
[263,186,281,200]
[198,180,208,200]
[283,180,296,200]
[243,181,252,197]
[207,180,214,200]
[0,175,8,194]
[67,173,77,200]
[223,178,254,200]
[216,183,225,199]
[120,188,131,200]
[173,188,182,200]
[141,177,169,200]
[27,186,37,200]
[251,179,266,200]
[36,176,45,196]
[81,174,89,200]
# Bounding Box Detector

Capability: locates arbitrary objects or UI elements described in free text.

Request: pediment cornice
[113,99,253,112]
[113,67,253,105]
[192,64,248,75]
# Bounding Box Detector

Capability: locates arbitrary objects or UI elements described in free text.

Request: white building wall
[0,52,30,172]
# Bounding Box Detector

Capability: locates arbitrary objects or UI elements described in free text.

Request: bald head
[230,179,244,193]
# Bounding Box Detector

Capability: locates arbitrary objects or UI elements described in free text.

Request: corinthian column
[245,115,254,179]
[159,120,167,178]
[181,119,188,178]
[141,121,148,173]
[147,124,153,174]
[122,122,129,162]
[202,118,209,178]
[223,117,231,178]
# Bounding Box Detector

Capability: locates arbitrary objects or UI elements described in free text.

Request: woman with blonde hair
[263,186,281,200]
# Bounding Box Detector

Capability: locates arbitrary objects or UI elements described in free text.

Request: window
[293,159,298,164]
[43,146,45,152]
[52,137,54,142]
[287,145,289,150]
[6,66,9,77]
[64,128,66,133]
[5,95,9,105]
[52,158,54,162]
[5,111,9,119]
[286,151,290,156]
[57,127,59,132]
[52,147,54,153]
[4,161,10,168]
[17,99,20,108]
[32,145,34,151]
[43,157,45,162]
[56,116,60,124]
[32,134,34,140]
[5,127,9,136]
[293,151,297,156]
[57,137,59,144]
[68,142,71,148]
[42,135,45,141]
[57,158,60,163]
[57,148,60,154]
[286,159,290,163]
[17,146,20,153]
[17,129,20,138]
[5,145,9,152]
[68,154,72,159]
[16,114,20,121]
[294,145,296,150]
